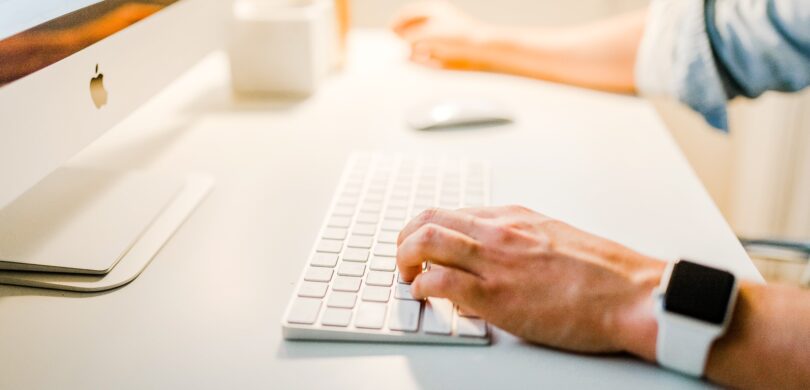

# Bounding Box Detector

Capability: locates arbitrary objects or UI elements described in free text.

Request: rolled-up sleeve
[635,0,810,131]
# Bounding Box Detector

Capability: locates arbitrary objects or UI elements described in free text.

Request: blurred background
[349,0,810,285]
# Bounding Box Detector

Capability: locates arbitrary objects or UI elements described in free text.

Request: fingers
[456,207,502,219]
[391,14,428,37]
[397,223,482,282]
[407,39,490,71]
[411,265,484,308]
[398,208,483,246]
[390,1,435,37]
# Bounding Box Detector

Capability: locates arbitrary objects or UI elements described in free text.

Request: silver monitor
[0,0,227,210]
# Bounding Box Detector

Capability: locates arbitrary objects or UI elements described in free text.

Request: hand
[396,206,665,359]
[390,1,499,70]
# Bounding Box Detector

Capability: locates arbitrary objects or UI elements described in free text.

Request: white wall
[350,0,810,238]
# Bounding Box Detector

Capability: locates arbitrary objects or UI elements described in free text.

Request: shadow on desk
[180,84,311,116]
[275,331,681,388]
[0,283,119,299]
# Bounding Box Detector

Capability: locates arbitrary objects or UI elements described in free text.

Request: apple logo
[89,64,108,109]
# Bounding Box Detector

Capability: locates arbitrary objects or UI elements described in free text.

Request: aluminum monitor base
[0,169,212,292]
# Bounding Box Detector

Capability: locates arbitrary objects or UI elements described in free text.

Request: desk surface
[0,30,758,389]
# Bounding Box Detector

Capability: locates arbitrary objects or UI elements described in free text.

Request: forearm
[481,9,647,93]
[705,283,810,388]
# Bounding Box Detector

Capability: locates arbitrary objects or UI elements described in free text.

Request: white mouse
[406,98,514,130]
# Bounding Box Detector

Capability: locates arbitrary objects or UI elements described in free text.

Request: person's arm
[393,0,810,130]
[391,1,646,93]
[396,206,810,388]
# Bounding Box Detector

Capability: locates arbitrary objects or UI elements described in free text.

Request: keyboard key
[332,205,355,217]
[310,253,338,268]
[327,292,357,309]
[368,184,387,194]
[304,267,333,282]
[457,307,479,318]
[387,198,409,209]
[328,216,351,228]
[390,190,410,200]
[321,307,352,327]
[356,213,379,224]
[342,248,369,262]
[298,281,328,298]
[440,202,458,209]
[388,300,421,332]
[366,271,394,286]
[416,190,436,199]
[377,231,399,244]
[423,297,453,335]
[337,196,358,207]
[322,227,347,240]
[361,286,390,302]
[316,239,343,253]
[364,193,384,202]
[457,316,487,337]
[360,202,383,213]
[352,223,377,236]
[338,262,365,277]
[287,298,322,324]
[346,178,364,188]
[342,187,361,196]
[397,273,411,285]
[347,235,373,249]
[464,195,485,205]
[394,284,416,300]
[354,302,387,329]
[369,257,396,272]
[385,209,407,220]
[373,244,397,257]
[332,276,362,292]
[380,219,404,232]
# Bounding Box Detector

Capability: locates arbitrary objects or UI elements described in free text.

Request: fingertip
[397,266,420,284]
[410,275,425,299]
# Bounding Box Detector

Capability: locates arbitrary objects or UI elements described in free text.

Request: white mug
[228,0,336,96]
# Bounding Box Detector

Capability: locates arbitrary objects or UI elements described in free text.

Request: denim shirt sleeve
[635,0,810,131]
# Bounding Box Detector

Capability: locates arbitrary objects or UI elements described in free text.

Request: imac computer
[0,0,226,209]
[0,0,227,290]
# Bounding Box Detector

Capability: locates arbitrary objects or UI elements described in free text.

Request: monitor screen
[0,0,179,87]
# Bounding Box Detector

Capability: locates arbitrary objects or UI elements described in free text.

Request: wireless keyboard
[282,152,491,345]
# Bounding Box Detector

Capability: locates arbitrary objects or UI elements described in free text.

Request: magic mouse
[406,98,514,130]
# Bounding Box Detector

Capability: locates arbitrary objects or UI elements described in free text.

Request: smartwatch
[654,259,739,377]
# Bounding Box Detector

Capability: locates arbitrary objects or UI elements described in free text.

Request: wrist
[614,257,666,362]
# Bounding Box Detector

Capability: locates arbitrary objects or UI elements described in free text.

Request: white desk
[0,30,759,389]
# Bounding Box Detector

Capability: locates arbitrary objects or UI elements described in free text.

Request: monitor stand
[0,167,213,292]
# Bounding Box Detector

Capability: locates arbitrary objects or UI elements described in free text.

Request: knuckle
[506,204,530,214]
[478,275,501,296]
[417,208,438,225]
[416,223,439,246]
[489,223,515,243]
[537,218,567,233]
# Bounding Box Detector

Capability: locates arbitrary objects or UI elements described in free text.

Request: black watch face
[664,260,736,324]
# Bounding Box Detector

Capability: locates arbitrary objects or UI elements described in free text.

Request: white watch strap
[656,310,719,377]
